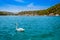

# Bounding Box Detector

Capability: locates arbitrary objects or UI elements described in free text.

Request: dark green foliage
[18,3,60,16]
[0,11,14,15]
[47,3,60,15]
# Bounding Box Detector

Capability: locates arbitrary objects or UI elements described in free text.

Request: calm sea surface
[0,16,60,40]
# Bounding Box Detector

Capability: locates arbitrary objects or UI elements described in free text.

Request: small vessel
[55,14,59,16]
[16,23,25,32]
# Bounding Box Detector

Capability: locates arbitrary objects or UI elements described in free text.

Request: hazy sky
[0,0,60,12]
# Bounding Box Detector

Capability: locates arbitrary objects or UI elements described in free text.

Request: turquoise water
[0,16,60,40]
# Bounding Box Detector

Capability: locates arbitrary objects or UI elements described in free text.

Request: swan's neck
[16,26,17,29]
[16,23,18,29]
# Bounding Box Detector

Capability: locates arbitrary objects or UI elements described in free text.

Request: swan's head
[15,23,18,25]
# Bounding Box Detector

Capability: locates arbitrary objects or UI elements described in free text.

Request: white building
[49,13,54,16]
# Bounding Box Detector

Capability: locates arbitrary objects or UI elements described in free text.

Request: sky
[0,0,60,12]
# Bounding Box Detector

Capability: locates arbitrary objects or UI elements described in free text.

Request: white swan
[16,23,25,32]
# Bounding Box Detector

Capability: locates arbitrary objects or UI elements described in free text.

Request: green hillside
[47,3,60,15]
[18,3,60,16]
[0,11,14,15]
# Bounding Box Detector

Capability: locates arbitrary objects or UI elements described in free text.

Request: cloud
[14,0,24,2]
[0,4,22,12]
[26,3,49,11]
[26,3,39,10]
[0,3,50,13]
[27,3,34,7]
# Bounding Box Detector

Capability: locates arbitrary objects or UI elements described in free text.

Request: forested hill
[0,11,14,15]
[47,3,60,15]
[18,3,60,16]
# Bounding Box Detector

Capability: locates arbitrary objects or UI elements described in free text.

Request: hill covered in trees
[0,11,15,15]
[47,3,60,15]
[18,3,60,16]
[0,3,60,16]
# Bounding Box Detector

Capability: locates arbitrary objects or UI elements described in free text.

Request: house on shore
[49,13,54,16]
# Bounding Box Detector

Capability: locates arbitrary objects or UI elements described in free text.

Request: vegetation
[0,3,60,16]
[47,3,60,15]
[0,11,14,15]
[18,3,60,16]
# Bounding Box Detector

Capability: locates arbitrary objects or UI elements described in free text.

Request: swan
[16,23,25,32]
